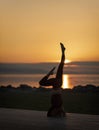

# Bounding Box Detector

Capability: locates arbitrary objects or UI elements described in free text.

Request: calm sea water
[0,74,99,89]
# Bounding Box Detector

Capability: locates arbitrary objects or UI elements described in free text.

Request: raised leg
[55,43,66,87]
[39,67,56,86]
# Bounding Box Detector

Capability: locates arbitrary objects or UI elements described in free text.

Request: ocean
[0,62,99,89]
[0,74,99,89]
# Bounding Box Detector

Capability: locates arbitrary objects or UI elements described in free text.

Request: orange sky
[0,0,99,63]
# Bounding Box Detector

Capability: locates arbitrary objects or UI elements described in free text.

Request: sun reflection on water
[62,74,69,89]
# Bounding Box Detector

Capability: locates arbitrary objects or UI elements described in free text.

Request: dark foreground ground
[0,108,99,130]
[0,87,99,115]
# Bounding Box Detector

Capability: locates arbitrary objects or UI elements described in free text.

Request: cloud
[0,62,99,74]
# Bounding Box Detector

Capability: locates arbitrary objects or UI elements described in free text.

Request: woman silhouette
[39,43,66,117]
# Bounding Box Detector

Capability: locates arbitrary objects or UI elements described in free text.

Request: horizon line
[0,60,99,64]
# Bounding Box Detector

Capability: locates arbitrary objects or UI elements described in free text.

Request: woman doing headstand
[39,43,66,117]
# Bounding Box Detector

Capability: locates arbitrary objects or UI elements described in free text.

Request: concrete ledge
[0,108,99,130]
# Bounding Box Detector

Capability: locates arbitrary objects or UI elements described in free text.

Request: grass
[0,90,99,115]
[62,91,99,114]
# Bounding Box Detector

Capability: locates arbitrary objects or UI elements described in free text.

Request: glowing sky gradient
[0,0,99,63]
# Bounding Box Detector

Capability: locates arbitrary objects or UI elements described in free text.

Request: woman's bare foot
[60,42,66,52]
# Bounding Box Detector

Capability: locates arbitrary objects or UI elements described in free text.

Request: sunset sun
[65,59,71,64]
